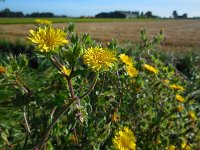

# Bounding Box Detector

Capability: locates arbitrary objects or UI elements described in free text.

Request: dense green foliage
[0,23,200,150]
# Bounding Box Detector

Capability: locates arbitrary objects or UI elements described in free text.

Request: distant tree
[145,11,153,18]
[0,8,11,17]
[173,10,178,18]
[183,13,188,19]
[0,8,24,17]
[26,12,54,17]
[140,11,144,17]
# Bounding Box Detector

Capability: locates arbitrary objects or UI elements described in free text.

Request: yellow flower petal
[60,66,71,76]
[170,84,185,91]
[82,47,117,71]
[119,54,133,66]
[112,127,136,150]
[0,66,6,74]
[125,65,138,77]
[28,27,68,53]
[144,64,159,74]
[175,94,185,102]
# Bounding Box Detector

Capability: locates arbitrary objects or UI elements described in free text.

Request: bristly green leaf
[67,22,75,33]
[71,33,79,44]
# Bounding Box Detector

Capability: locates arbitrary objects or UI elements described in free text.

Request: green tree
[173,10,178,18]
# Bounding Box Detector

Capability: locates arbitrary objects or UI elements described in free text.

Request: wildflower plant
[0,22,199,150]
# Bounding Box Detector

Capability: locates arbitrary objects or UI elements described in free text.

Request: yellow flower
[119,54,133,66]
[125,65,138,77]
[170,84,185,91]
[68,134,76,143]
[28,27,68,53]
[163,79,170,84]
[0,66,6,74]
[144,64,159,74]
[111,112,120,122]
[175,94,185,102]
[181,141,192,150]
[35,19,52,25]
[112,127,136,150]
[82,47,117,71]
[166,145,176,150]
[176,105,184,112]
[60,66,71,76]
[156,139,161,145]
[188,111,197,121]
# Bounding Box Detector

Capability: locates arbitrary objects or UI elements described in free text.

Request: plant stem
[67,78,75,98]
[38,97,77,150]
[80,72,99,99]
[38,63,76,149]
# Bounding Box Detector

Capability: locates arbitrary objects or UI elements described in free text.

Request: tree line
[0,8,67,17]
[0,8,193,19]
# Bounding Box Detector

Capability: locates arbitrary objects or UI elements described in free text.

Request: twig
[79,72,99,99]
[38,98,77,150]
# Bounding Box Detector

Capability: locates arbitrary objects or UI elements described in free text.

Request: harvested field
[0,19,200,52]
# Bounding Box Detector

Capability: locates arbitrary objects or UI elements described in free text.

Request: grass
[0,17,162,24]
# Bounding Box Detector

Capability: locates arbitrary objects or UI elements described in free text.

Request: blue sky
[0,0,200,17]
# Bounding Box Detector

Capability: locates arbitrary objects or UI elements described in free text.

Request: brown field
[0,19,200,52]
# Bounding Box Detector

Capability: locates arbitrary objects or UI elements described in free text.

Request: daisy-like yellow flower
[156,138,161,145]
[188,111,197,121]
[125,65,138,77]
[119,54,133,66]
[0,66,6,74]
[111,112,120,122]
[163,79,170,84]
[144,64,159,74]
[82,47,117,71]
[112,126,136,150]
[176,105,184,112]
[166,145,176,150]
[28,27,68,53]
[175,94,185,103]
[60,66,71,76]
[170,84,185,92]
[181,141,192,150]
[35,19,52,25]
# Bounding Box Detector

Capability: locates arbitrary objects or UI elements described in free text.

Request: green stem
[38,64,76,149]
[80,72,99,99]
[38,97,77,150]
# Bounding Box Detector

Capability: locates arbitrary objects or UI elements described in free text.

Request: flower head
[188,111,197,121]
[176,105,184,112]
[144,64,159,74]
[163,79,170,84]
[119,54,133,66]
[181,141,192,150]
[35,19,52,25]
[0,66,6,74]
[28,27,68,53]
[175,94,185,102]
[60,66,71,76]
[166,145,176,150]
[125,65,138,77]
[111,112,120,122]
[82,47,117,71]
[112,126,136,150]
[170,84,185,91]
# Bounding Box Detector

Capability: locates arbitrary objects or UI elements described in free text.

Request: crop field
[0,18,158,24]
[0,19,200,52]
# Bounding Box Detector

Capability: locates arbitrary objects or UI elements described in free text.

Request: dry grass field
[0,19,200,52]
